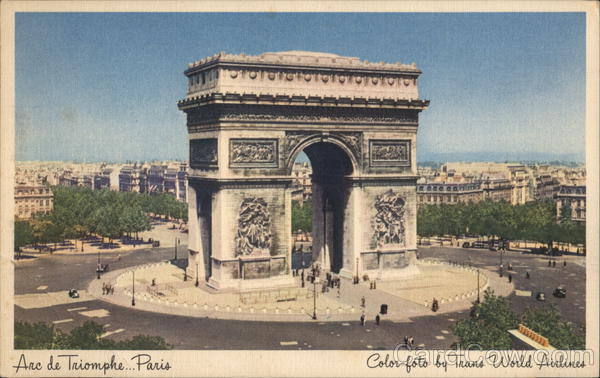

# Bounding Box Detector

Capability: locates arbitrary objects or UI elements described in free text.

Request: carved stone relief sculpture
[189,138,217,167]
[230,139,278,167]
[369,140,411,167]
[373,190,406,248]
[235,196,272,256]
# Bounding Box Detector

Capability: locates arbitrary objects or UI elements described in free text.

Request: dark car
[549,248,563,257]
[553,287,567,298]
[471,241,488,249]
[68,289,79,298]
[96,263,109,273]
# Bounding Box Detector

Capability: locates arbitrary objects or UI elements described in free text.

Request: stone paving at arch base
[89,260,513,322]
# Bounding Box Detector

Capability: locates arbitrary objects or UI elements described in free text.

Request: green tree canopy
[520,305,585,349]
[15,321,171,350]
[451,289,518,349]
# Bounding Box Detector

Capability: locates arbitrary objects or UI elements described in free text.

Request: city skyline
[15,12,586,163]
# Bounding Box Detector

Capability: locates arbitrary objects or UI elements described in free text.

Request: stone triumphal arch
[177,51,429,290]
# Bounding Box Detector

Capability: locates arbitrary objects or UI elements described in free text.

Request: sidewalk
[89,259,514,322]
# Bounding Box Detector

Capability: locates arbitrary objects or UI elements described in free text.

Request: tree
[291,198,312,233]
[14,220,34,257]
[65,321,106,349]
[559,202,573,223]
[15,321,171,350]
[451,289,518,349]
[14,321,55,349]
[520,306,585,349]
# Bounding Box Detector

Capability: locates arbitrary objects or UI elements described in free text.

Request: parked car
[462,242,471,248]
[553,286,567,298]
[548,248,563,257]
[68,289,79,298]
[471,241,488,249]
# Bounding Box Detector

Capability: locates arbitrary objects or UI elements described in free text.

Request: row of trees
[417,200,585,247]
[15,186,188,251]
[15,321,170,349]
[451,289,585,349]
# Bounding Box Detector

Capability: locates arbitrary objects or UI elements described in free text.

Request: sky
[15,12,586,163]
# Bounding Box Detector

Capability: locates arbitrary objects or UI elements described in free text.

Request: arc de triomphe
[177,51,429,291]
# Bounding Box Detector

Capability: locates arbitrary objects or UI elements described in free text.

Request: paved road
[419,247,586,326]
[15,246,178,294]
[14,246,585,350]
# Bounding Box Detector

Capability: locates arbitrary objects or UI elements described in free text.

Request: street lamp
[174,237,180,261]
[195,263,199,287]
[132,270,136,306]
[312,265,317,320]
[97,249,101,279]
[477,268,481,304]
[499,238,505,266]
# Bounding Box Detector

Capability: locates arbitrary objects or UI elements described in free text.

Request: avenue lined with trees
[14,186,187,252]
[417,199,585,249]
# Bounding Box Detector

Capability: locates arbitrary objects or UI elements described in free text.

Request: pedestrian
[508,263,513,271]
[409,336,414,348]
[526,271,530,279]
[508,274,512,283]
[301,270,304,281]
[373,281,377,290]
[110,286,114,295]
[375,313,380,326]
[553,261,556,267]
[102,283,106,295]
[360,313,365,326]
[563,260,567,267]
[548,260,552,267]
[361,296,366,308]
[404,335,409,347]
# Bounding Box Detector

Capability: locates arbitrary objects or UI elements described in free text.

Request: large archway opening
[290,141,354,274]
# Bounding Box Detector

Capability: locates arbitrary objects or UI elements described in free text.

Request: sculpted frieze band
[230,139,278,167]
[186,106,418,126]
[369,140,411,167]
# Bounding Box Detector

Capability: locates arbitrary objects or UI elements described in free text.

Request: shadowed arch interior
[300,142,352,273]
[303,142,353,178]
